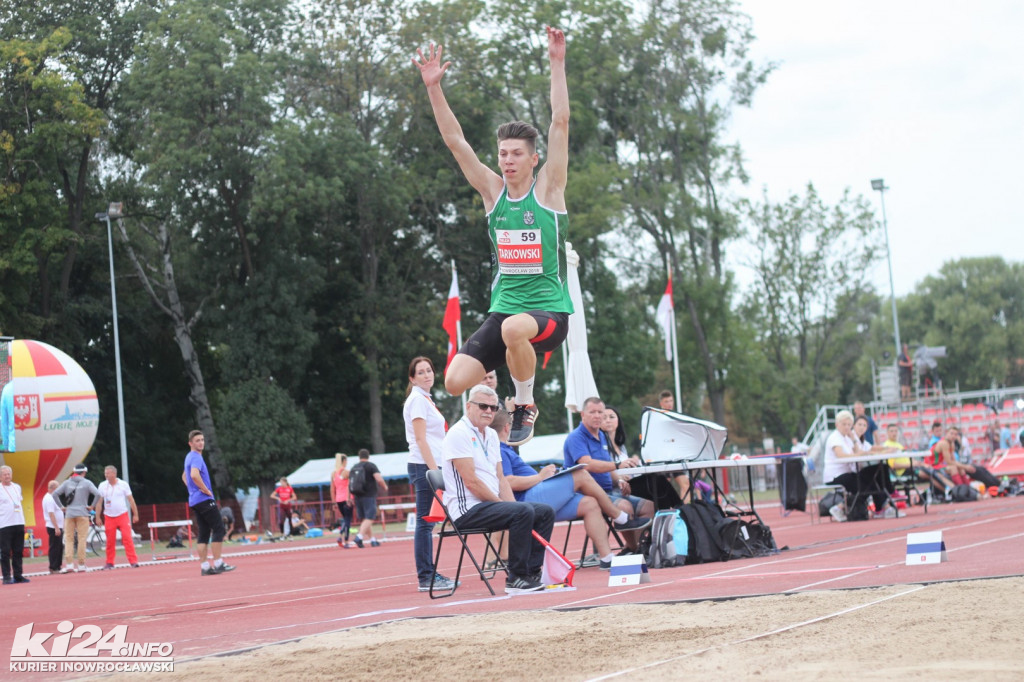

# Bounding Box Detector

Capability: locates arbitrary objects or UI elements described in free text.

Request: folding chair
[425,469,507,599]
[890,465,930,514]
[561,516,626,568]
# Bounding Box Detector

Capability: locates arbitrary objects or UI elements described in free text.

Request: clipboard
[550,464,586,478]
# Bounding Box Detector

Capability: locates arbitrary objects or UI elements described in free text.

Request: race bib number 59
[496,229,543,275]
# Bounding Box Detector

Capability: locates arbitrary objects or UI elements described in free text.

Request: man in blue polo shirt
[494,409,650,570]
[563,397,654,551]
[182,430,236,576]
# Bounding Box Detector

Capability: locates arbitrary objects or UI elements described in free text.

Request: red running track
[3,496,1023,679]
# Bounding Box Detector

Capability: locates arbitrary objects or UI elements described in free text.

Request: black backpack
[678,501,731,564]
[58,480,80,507]
[348,463,371,496]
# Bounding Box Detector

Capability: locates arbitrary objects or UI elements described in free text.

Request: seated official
[563,397,654,550]
[492,409,650,571]
[851,415,898,515]
[823,411,893,521]
[442,385,555,594]
[882,423,954,501]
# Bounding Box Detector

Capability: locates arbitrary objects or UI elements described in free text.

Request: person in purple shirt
[563,397,654,552]
[494,410,649,570]
[182,430,236,576]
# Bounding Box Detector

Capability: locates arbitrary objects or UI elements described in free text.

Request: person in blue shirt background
[183,430,236,576]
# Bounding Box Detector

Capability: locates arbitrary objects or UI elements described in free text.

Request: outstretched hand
[547,25,565,61]
[413,43,450,87]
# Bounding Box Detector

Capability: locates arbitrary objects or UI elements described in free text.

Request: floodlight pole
[871,179,902,365]
[94,203,129,483]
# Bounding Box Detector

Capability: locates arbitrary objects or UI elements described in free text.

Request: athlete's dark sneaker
[508,404,539,446]
[211,563,235,575]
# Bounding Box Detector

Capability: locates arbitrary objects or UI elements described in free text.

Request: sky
[728,1,1023,296]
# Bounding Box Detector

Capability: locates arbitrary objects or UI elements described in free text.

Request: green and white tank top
[486,183,574,314]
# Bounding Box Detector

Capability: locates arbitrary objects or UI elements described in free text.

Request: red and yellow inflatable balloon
[5,340,98,534]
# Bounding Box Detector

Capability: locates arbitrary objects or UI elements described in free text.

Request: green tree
[0,0,150,327]
[215,378,312,525]
[740,185,879,438]
[0,29,104,333]
[608,0,771,424]
[898,257,1024,391]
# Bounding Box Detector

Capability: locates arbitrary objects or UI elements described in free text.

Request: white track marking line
[584,584,928,681]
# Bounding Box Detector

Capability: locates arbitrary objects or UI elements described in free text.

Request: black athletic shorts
[458,311,570,373]
[191,499,226,544]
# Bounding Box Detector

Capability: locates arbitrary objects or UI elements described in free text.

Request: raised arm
[413,43,502,208]
[536,26,569,210]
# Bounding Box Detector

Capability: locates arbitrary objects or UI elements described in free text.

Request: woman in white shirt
[822,410,860,521]
[403,356,456,592]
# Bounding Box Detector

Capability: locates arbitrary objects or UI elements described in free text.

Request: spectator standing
[54,463,100,573]
[182,430,235,576]
[0,465,28,584]
[403,356,456,591]
[898,343,913,400]
[350,449,387,548]
[999,421,1013,451]
[926,420,943,449]
[270,477,295,535]
[42,479,64,574]
[480,370,499,391]
[96,465,140,569]
[986,420,1001,456]
[329,453,354,547]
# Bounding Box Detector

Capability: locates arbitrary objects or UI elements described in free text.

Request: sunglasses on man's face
[469,401,500,412]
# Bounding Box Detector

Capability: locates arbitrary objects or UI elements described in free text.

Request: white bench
[378,502,417,536]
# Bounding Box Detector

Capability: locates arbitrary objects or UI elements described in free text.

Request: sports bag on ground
[645,509,688,568]
[678,500,731,564]
[950,483,978,502]
[817,489,845,518]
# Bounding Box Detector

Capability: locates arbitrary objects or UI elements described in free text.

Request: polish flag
[656,275,674,362]
[442,267,460,370]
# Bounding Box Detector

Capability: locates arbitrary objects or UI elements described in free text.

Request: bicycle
[85,510,106,557]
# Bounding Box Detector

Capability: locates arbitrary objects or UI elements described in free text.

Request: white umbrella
[563,242,599,413]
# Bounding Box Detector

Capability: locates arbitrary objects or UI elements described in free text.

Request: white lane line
[584,584,928,681]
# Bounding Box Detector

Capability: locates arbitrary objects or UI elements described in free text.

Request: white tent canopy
[286,433,572,488]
